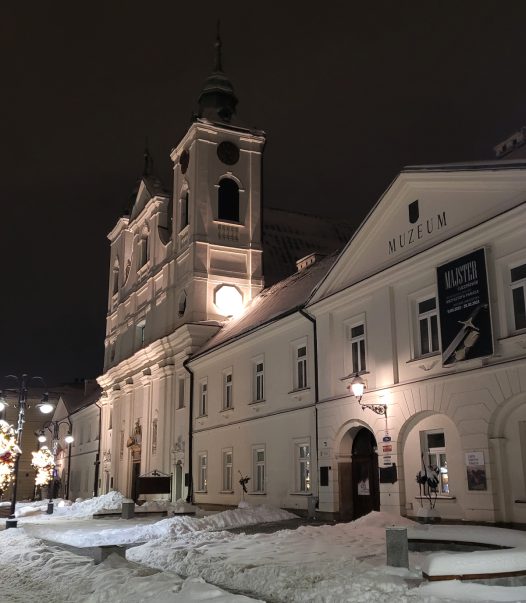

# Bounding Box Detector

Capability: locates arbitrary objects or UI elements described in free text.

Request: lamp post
[37,418,74,513]
[349,374,387,416]
[0,374,55,528]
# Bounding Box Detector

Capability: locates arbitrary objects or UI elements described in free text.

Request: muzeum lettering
[388,211,447,255]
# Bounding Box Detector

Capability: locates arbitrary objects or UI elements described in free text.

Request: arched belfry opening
[338,426,380,520]
[218,178,239,222]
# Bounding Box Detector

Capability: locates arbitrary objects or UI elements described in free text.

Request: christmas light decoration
[0,420,21,494]
[31,446,55,487]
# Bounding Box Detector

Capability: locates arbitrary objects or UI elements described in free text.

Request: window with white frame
[347,322,367,374]
[222,449,233,491]
[223,370,233,409]
[511,263,526,332]
[253,447,266,493]
[178,376,185,409]
[417,296,440,356]
[294,344,308,390]
[421,429,449,495]
[295,441,311,493]
[253,358,264,402]
[198,452,207,491]
[199,379,208,416]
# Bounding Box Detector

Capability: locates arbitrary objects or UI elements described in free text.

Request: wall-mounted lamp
[349,374,387,416]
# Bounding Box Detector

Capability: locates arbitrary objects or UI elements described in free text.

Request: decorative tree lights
[0,420,21,495]
[31,447,55,490]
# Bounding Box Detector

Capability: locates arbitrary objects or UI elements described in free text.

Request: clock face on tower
[180,149,190,174]
[217,141,239,165]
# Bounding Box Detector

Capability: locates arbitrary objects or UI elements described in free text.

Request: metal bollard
[121,501,135,519]
[386,526,409,568]
[47,502,54,515]
[5,518,18,529]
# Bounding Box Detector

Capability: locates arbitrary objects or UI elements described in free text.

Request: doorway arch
[338,426,380,520]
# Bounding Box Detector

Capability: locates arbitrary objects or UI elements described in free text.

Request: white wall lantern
[214,285,244,317]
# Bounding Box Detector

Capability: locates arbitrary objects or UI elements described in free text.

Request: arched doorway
[351,428,380,519]
[338,426,380,520]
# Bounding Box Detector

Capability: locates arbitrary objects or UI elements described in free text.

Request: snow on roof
[403,158,526,172]
[195,253,338,358]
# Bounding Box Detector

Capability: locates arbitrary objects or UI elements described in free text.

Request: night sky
[2,2,526,385]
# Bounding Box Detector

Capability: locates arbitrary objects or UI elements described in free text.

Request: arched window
[112,261,119,295]
[218,178,239,222]
[180,191,189,231]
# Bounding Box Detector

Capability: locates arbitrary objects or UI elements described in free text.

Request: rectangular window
[223,449,233,491]
[422,430,449,495]
[511,263,526,331]
[178,377,185,409]
[296,442,311,493]
[253,447,266,493]
[199,380,208,416]
[349,323,367,373]
[417,297,439,356]
[137,321,146,348]
[296,345,308,390]
[198,452,207,492]
[223,371,233,409]
[254,360,264,402]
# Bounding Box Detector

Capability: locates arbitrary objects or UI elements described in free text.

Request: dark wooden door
[351,428,380,519]
[338,462,353,520]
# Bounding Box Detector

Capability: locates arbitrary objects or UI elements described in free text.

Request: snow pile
[0,529,261,602]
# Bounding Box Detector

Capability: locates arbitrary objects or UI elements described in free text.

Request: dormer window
[218,178,239,222]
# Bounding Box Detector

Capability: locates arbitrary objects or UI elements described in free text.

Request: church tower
[170,33,266,324]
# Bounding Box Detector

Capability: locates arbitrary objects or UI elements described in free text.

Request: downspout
[183,358,194,504]
[66,416,73,500]
[298,307,320,504]
[93,402,102,496]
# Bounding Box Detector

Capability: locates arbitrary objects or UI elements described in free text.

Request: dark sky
[2,2,526,385]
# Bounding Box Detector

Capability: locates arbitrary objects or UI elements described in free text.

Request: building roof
[262,207,355,285]
[194,253,338,358]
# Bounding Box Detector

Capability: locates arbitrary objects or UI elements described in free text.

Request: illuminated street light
[0,374,55,528]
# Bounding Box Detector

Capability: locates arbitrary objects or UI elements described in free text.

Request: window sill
[196,414,208,419]
[290,492,313,496]
[249,399,265,405]
[406,352,441,365]
[213,219,243,227]
[249,492,267,496]
[220,407,234,413]
[220,490,234,494]
[195,490,207,494]
[415,495,456,500]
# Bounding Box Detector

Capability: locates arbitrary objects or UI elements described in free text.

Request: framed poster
[436,248,493,366]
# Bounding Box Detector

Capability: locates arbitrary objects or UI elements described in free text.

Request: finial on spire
[214,20,223,72]
[143,138,153,177]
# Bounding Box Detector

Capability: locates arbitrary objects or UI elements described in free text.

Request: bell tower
[170,32,266,324]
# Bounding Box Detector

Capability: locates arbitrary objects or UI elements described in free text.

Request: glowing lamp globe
[350,375,365,398]
[214,285,243,317]
[37,432,47,443]
[65,434,74,444]
[38,403,54,414]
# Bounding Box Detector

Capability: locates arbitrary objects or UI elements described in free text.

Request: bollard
[5,518,18,529]
[47,502,54,515]
[386,526,409,568]
[121,500,135,519]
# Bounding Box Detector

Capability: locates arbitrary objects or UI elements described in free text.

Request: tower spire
[197,25,238,123]
[214,20,223,72]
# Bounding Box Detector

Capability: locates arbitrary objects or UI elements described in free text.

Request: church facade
[97,38,526,524]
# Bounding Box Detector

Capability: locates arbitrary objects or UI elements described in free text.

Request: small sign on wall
[465,451,487,491]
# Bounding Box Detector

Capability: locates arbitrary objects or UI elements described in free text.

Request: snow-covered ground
[1,492,526,602]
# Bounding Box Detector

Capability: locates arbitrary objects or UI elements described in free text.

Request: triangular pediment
[129,180,153,220]
[310,161,526,303]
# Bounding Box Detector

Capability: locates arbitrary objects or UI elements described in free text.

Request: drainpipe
[93,401,102,496]
[298,307,320,503]
[183,358,194,504]
[66,417,73,500]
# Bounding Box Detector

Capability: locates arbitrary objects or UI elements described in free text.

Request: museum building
[97,38,526,524]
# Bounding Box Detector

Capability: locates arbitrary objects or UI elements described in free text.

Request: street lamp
[37,418,74,513]
[0,374,54,528]
[349,374,387,416]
